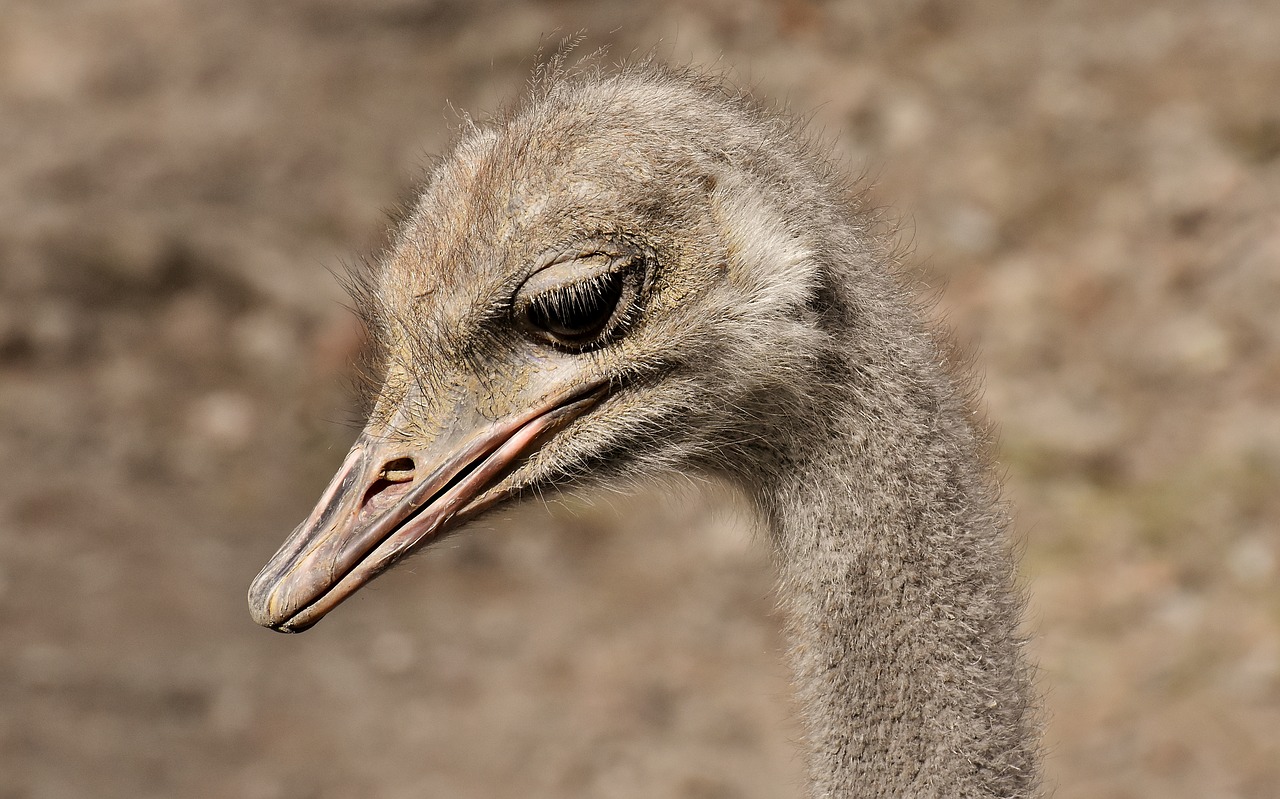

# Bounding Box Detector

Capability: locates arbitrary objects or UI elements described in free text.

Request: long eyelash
[530,271,619,319]
[527,270,627,332]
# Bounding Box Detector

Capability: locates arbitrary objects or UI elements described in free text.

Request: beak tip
[247,572,288,631]
[247,599,280,631]
[248,571,326,633]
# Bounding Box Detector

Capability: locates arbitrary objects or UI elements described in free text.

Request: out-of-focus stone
[232,310,301,371]
[28,299,81,361]
[1144,105,1246,220]
[188,390,256,452]
[941,202,998,256]
[1226,536,1277,588]
[1146,313,1234,377]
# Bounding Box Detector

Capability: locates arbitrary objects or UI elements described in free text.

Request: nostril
[361,458,416,515]
[379,457,416,483]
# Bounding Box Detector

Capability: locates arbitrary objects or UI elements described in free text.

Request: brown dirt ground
[2,2,1278,798]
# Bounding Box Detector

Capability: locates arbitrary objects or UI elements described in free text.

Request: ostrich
[249,63,1040,798]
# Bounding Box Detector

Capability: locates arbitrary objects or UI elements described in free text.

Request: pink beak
[248,385,604,632]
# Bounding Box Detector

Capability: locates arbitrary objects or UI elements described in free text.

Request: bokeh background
[2,1,1278,797]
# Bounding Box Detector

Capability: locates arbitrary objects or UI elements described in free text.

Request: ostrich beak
[248,384,604,633]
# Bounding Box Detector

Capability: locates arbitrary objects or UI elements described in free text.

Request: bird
[248,61,1040,798]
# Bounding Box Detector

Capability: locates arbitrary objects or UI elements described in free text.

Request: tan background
[2,1,1277,797]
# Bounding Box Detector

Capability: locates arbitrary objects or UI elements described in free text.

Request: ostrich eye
[514,253,642,350]
[526,271,624,341]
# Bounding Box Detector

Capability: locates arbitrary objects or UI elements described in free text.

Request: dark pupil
[527,272,624,341]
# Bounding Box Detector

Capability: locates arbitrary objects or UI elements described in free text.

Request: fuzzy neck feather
[751,293,1039,798]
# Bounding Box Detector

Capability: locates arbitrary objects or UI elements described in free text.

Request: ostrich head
[249,67,862,633]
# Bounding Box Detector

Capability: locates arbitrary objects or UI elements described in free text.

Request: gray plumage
[250,61,1041,798]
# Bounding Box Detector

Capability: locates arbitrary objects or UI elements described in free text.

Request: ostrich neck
[761,335,1039,798]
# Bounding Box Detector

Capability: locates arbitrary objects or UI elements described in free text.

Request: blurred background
[2,1,1277,797]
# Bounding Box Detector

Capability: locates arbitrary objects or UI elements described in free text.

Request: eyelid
[517,253,621,301]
